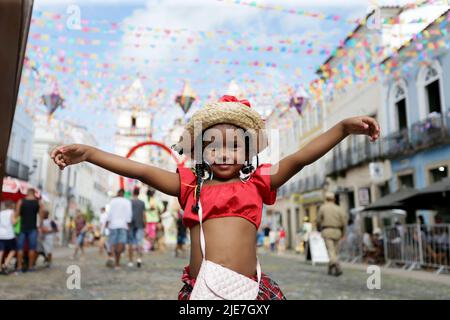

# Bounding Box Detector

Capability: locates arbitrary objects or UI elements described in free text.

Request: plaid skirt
[178,265,286,300]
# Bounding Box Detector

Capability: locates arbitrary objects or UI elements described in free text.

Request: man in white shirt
[106,189,132,270]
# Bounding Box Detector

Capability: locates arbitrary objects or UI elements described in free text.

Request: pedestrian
[15,188,44,272]
[37,210,57,268]
[156,223,166,252]
[51,95,379,300]
[269,229,277,252]
[0,201,17,275]
[72,211,87,260]
[278,228,286,254]
[301,216,312,256]
[127,187,146,268]
[317,192,347,277]
[106,189,132,270]
[262,224,271,250]
[64,216,74,247]
[155,201,169,252]
[175,209,187,258]
[144,189,164,251]
[98,207,109,255]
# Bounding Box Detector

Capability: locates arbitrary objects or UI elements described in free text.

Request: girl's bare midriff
[189,216,258,279]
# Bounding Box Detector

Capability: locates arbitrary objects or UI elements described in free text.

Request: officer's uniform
[317,195,347,276]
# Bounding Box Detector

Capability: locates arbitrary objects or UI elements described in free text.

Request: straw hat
[173,95,268,157]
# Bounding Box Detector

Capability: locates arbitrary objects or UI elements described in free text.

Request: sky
[17,0,447,152]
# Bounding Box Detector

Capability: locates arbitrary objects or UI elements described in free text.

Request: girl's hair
[192,162,204,213]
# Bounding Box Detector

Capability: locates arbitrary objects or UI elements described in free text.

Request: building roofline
[315,5,410,75]
[380,8,450,65]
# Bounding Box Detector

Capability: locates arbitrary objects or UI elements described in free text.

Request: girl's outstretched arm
[270,116,380,189]
[51,144,180,196]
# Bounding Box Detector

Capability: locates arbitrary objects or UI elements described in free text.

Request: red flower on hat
[218,95,251,108]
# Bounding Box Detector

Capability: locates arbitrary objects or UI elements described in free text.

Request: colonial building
[263,97,325,250]
[381,9,450,223]
[30,114,111,227]
[317,6,434,232]
[315,4,450,232]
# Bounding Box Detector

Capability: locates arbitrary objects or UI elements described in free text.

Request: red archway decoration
[119,141,185,190]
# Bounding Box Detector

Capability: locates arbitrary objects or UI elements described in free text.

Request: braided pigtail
[192,163,204,213]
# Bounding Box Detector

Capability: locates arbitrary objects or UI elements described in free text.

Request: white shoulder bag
[190,201,261,300]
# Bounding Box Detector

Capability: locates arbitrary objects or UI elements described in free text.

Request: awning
[402,177,450,209]
[1,177,41,202]
[362,188,422,211]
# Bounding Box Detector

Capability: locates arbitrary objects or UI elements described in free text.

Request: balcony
[326,110,450,176]
[277,175,325,198]
[384,128,410,158]
[384,111,450,159]
[5,157,29,181]
[116,127,151,138]
[325,139,382,176]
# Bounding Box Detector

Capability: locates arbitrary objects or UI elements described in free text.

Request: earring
[239,161,254,183]
[170,144,183,155]
[202,160,214,181]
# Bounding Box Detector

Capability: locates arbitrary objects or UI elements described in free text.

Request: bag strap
[197,191,261,283]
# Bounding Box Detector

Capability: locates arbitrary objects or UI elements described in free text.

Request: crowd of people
[260,225,287,253]
[0,186,189,275]
[98,187,188,270]
[0,188,57,275]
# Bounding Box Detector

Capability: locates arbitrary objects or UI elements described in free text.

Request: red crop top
[177,164,277,230]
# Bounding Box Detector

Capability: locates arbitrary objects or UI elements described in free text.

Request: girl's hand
[341,116,380,142]
[51,144,90,170]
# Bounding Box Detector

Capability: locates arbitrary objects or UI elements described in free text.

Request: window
[429,166,448,184]
[379,182,390,197]
[398,173,414,189]
[419,63,444,118]
[426,79,442,114]
[348,191,355,210]
[358,187,371,206]
[394,84,408,130]
[295,208,301,233]
[131,115,137,128]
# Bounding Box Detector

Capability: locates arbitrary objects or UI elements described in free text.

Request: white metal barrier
[338,231,364,263]
[384,224,450,274]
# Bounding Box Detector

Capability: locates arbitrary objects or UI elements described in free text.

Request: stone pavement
[0,246,449,300]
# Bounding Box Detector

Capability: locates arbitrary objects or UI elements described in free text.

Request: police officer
[317,192,347,276]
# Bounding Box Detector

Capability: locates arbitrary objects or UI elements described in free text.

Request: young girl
[51,95,379,299]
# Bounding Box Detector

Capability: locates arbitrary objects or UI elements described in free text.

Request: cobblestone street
[1,247,450,300]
